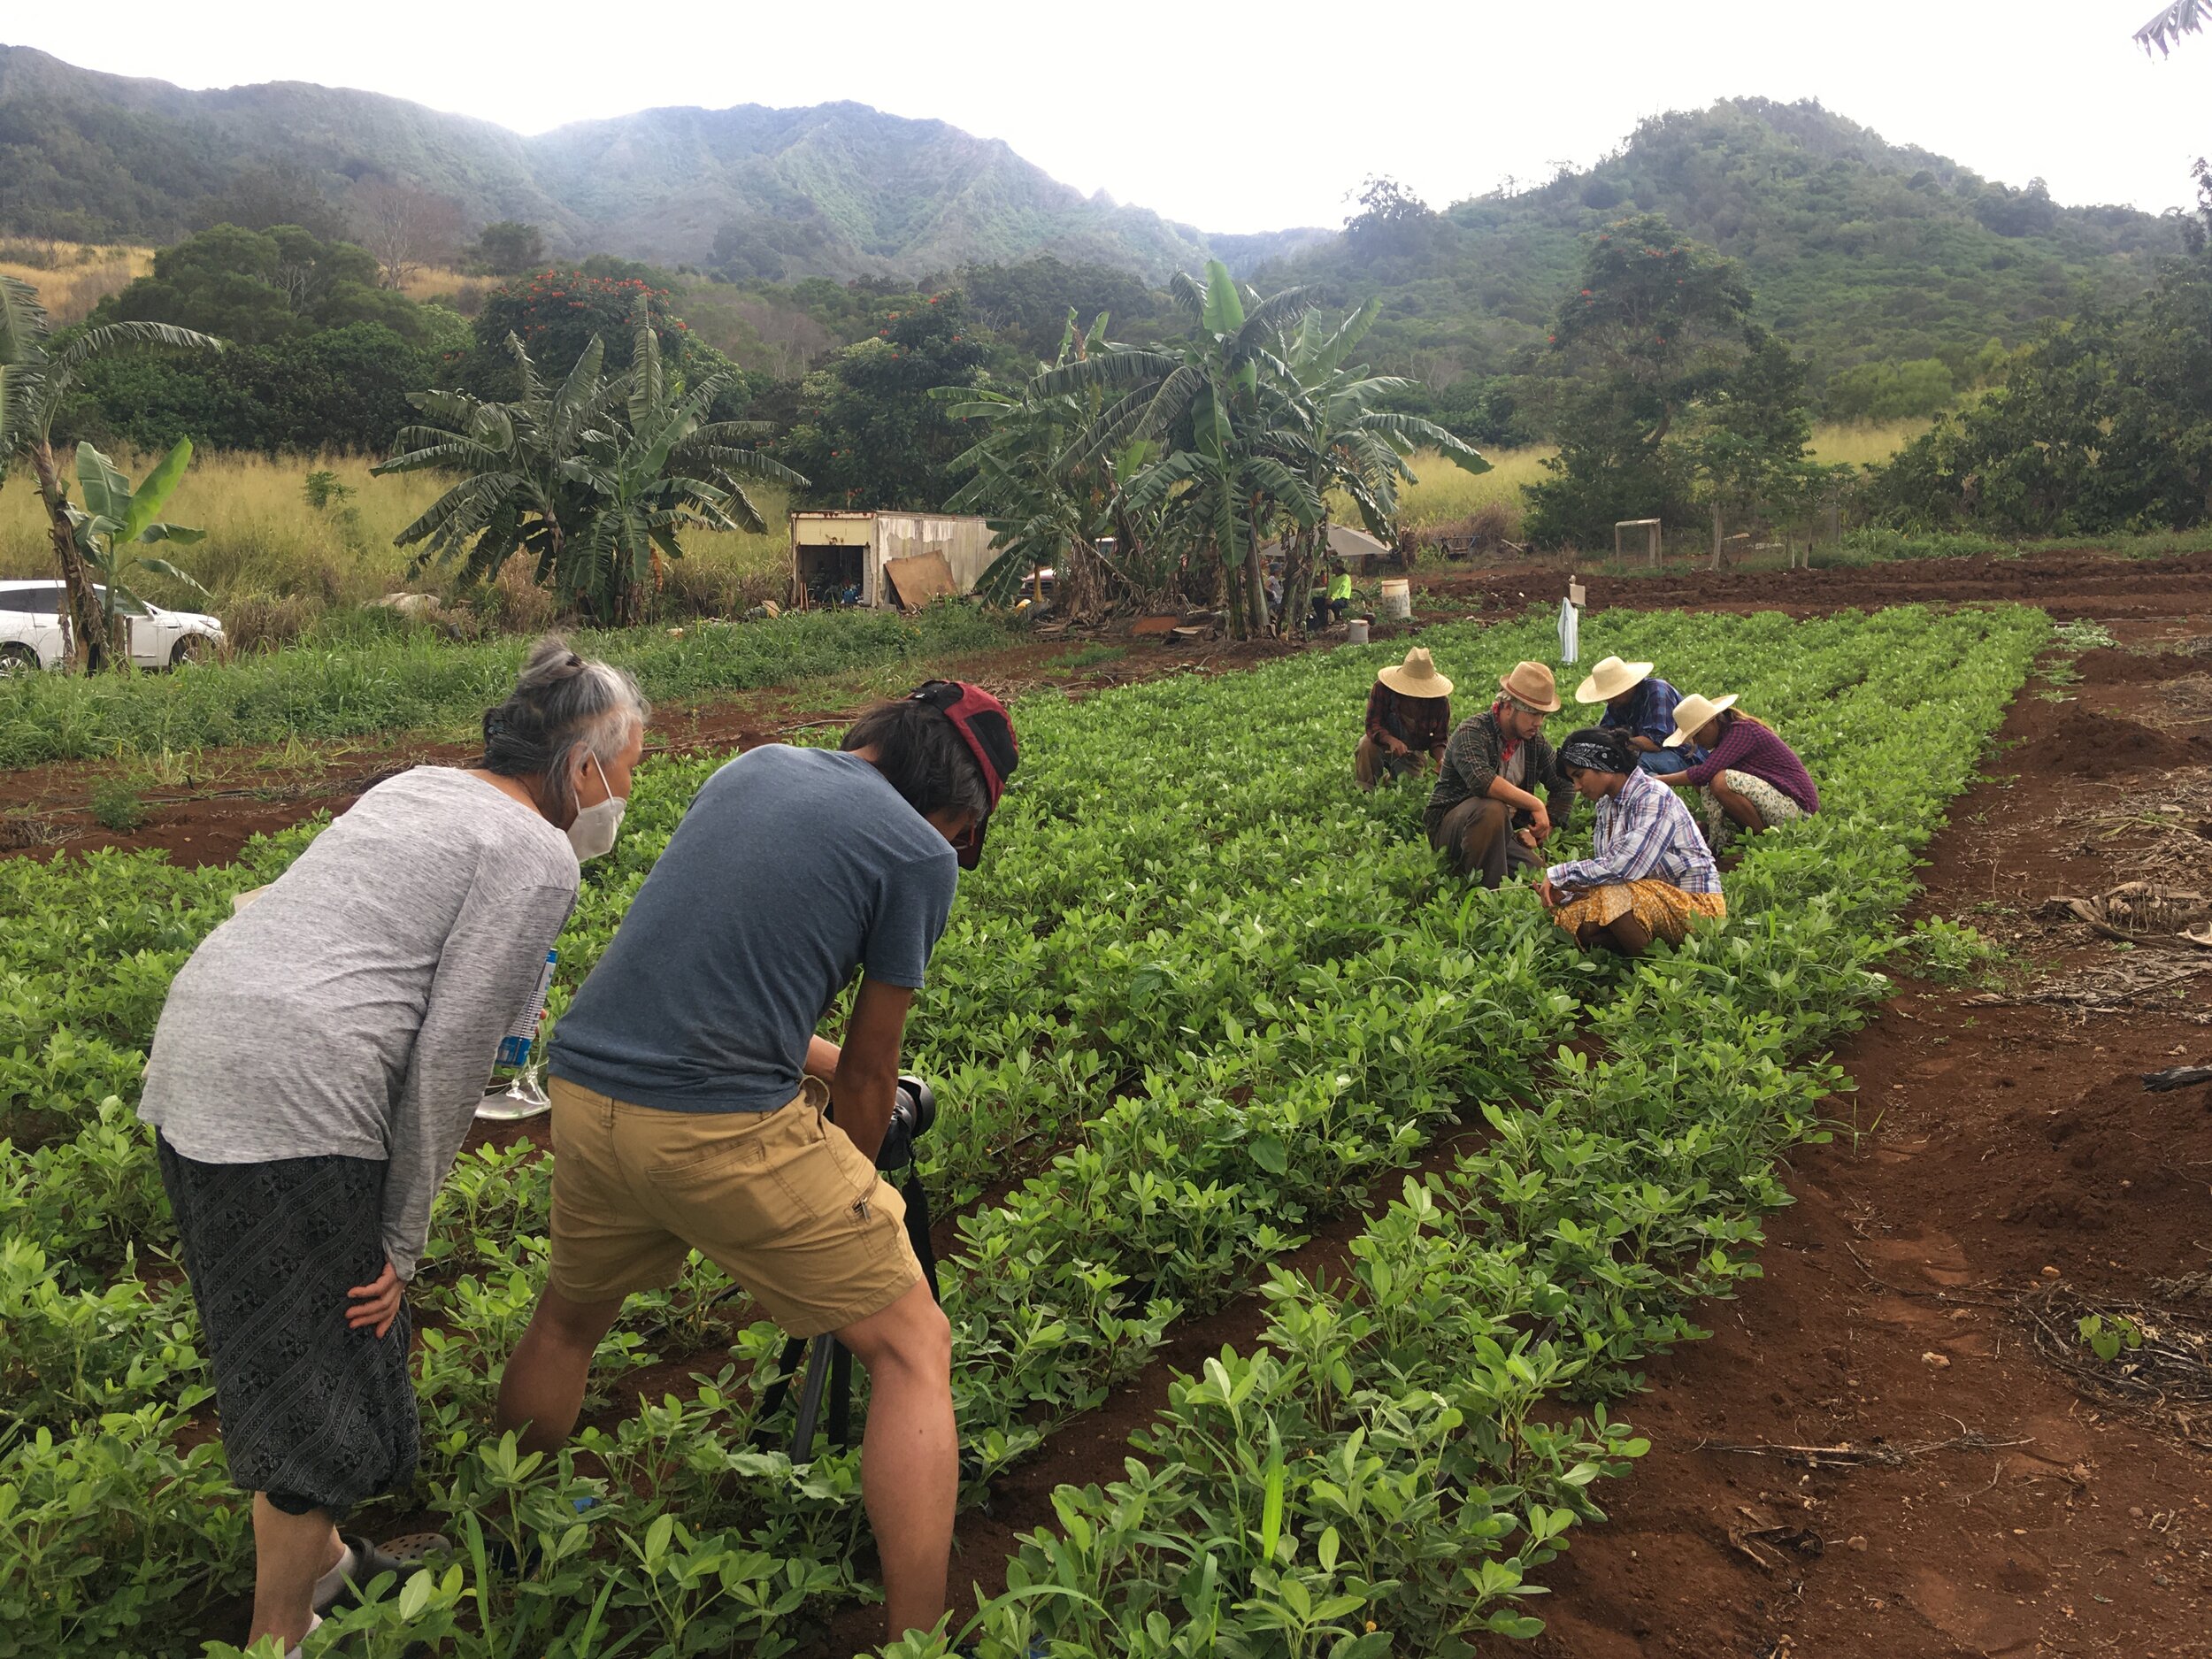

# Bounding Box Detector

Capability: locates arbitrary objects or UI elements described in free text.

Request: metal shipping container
[788,511,998,610]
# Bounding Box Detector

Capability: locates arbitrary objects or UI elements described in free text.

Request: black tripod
[754,1077,939,1459]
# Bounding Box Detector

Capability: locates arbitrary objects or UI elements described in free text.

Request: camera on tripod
[875,1074,936,1172]
[759,1071,942,1461]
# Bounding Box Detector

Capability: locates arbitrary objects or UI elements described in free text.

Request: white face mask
[565,753,626,863]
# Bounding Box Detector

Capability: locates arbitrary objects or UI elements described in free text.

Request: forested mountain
[1258,99,2184,388]
[1,44,2185,392]
[0,45,1226,281]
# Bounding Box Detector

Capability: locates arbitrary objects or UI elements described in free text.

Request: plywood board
[884,550,956,609]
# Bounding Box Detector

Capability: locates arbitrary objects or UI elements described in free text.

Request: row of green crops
[0,605,2045,1658]
[0,603,1013,767]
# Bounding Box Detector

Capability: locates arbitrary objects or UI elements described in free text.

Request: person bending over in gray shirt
[138,637,647,1658]
[494,679,1019,1649]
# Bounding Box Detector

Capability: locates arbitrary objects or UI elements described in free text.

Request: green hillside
[0,47,2181,388]
[0,45,1217,282]
[1256,98,2180,388]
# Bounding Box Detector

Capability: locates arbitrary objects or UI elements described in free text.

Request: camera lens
[896,1076,937,1140]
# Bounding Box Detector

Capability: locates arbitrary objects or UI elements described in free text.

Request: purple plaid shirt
[1547,765,1722,895]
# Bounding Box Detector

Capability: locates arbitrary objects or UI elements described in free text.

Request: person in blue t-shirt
[494,681,1018,1648]
[1574,654,1704,775]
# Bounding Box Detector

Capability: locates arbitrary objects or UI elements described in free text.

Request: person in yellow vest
[1355,648,1453,789]
[1310,560,1354,628]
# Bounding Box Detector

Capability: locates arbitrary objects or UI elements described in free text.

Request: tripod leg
[757,1333,810,1427]
[788,1332,835,1461]
[827,1340,855,1447]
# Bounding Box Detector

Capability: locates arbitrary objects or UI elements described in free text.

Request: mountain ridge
[0,44,1271,281]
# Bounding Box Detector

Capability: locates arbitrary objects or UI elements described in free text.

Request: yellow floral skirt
[1552,879,1726,944]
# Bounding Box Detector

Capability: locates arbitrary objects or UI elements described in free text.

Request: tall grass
[1394,421,1932,535]
[0,450,792,626]
[0,239,153,326]
[0,603,1015,768]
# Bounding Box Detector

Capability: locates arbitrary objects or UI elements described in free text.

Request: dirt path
[1415,545,2212,623]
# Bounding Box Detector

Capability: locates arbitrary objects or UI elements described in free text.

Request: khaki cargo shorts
[545,1074,923,1337]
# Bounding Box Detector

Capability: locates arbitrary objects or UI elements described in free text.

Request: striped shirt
[1547,765,1723,895]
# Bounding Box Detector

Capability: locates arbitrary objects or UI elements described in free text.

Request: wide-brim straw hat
[1377,647,1453,699]
[1496,660,1562,713]
[1664,691,1739,747]
[1575,655,1655,703]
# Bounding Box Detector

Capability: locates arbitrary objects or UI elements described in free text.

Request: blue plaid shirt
[1601,678,1704,761]
[1547,765,1722,895]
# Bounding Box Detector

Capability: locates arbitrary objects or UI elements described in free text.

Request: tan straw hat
[1574,655,1655,703]
[1663,691,1739,748]
[1377,647,1453,699]
[1496,660,1562,713]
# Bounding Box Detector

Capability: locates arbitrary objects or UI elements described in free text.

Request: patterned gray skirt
[157,1138,419,1517]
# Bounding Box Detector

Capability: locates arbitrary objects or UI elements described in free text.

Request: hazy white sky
[9,1,2206,233]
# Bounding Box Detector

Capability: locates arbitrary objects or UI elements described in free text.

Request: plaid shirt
[1547,764,1722,895]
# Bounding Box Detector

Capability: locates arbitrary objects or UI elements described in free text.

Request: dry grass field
[0,238,154,325]
[0,451,792,637]
[1394,419,1933,534]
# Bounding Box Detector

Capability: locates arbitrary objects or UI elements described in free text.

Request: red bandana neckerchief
[1492,699,1523,771]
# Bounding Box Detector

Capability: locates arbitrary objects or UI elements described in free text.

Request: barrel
[1345,618,1371,645]
[1379,578,1411,620]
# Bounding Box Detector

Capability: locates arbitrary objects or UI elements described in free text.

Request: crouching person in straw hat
[1658,691,1819,855]
[1539,726,1725,955]
[1356,647,1454,789]
[1574,655,1702,776]
[1424,660,1573,887]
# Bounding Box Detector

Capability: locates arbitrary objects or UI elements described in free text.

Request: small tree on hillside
[1522,214,1755,549]
[472,221,548,276]
[350,181,464,290]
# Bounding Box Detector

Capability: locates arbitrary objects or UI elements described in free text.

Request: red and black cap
[907,680,1018,866]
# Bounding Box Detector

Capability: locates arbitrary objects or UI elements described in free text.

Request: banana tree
[1,274,222,671]
[1034,261,1321,637]
[66,440,209,668]
[376,301,804,623]
[938,310,1163,617]
[1269,299,1490,636]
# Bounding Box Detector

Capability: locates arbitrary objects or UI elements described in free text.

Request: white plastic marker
[1558,580,1581,664]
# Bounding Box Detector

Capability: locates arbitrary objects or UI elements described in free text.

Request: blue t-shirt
[550,745,958,1113]
[1600,677,1705,761]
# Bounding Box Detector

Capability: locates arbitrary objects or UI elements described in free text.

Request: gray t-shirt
[549,745,957,1114]
[140,767,579,1279]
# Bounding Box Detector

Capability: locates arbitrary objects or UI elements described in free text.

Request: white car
[0,579,225,673]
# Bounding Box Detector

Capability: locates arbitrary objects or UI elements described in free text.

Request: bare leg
[1709,778,1764,833]
[836,1281,956,1645]
[249,1496,343,1652]
[1602,913,1654,956]
[494,1287,626,1455]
